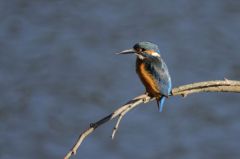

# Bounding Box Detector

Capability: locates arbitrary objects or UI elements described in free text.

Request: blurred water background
[0,0,240,159]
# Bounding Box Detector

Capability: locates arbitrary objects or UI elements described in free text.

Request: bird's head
[116,42,160,59]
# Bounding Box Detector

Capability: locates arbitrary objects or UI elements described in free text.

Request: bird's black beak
[116,49,136,55]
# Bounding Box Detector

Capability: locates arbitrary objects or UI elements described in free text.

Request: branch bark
[64,80,240,159]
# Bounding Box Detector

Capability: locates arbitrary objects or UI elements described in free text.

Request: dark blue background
[1,0,240,159]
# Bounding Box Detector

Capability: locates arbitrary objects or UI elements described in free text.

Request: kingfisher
[117,42,172,112]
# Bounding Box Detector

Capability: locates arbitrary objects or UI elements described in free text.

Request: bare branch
[171,80,240,97]
[111,107,128,140]
[111,94,153,139]
[64,94,150,159]
[64,80,240,159]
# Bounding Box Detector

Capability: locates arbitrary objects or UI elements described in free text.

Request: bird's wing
[149,59,172,96]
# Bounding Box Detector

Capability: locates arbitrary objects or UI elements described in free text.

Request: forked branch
[64,80,240,159]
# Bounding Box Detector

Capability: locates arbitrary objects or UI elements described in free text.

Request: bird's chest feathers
[136,60,160,95]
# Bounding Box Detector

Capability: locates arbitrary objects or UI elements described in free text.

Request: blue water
[0,0,240,159]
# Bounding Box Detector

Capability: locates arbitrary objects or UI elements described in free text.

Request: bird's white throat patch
[136,53,145,60]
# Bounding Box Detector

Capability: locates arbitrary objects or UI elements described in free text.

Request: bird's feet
[142,92,150,103]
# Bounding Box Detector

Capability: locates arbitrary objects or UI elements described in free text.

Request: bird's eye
[141,48,146,52]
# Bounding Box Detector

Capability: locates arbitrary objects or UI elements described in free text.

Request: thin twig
[111,111,125,139]
[64,94,149,159]
[111,95,152,139]
[64,80,240,159]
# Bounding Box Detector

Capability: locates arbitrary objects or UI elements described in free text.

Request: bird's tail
[156,96,166,112]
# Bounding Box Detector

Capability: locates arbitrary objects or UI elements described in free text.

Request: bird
[116,41,172,112]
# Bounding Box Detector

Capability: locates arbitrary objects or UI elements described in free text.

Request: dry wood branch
[64,94,151,159]
[111,95,153,139]
[171,80,240,96]
[64,80,240,159]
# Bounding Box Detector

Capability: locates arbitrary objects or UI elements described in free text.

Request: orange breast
[137,62,160,97]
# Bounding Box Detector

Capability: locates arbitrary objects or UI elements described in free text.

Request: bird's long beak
[115,49,136,55]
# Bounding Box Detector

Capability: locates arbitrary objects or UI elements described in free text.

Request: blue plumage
[118,41,172,112]
[135,42,172,112]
